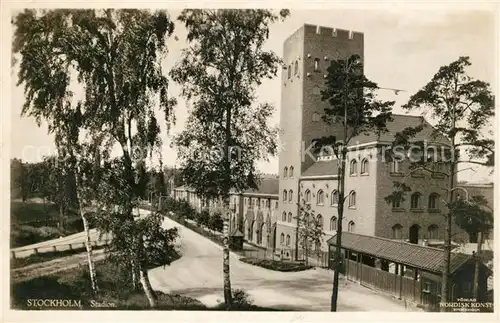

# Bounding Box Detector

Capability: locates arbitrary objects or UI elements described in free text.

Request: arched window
[283,190,287,202]
[317,190,324,205]
[348,221,355,233]
[280,233,285,244]
[392,224,403,239]
[428,193,439,210]
[314,58,320,71]
[287,65,291,79]
[275,201,279,209]
[281,211,286,221]
[283,166,288,178]
[305,189,311,203]
[312,112,320,122]
[348,191,356,208]
[428,225,439,240]
[330,216,337,231]
[289,189,293,202]
[411,192,421,209]
[331,190,339,205]
[361,158,369,174]
[286,234,291,246]
[317,214,324,229]
[350,159,358,175]
[294,61,298,75]
[289,166,294,178]
[288,212,293,222]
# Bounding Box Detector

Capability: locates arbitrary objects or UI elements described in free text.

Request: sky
[9,7,497,183]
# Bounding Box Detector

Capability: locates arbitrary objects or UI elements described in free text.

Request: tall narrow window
[314,58,320,71]
[287,65,291,79]
[286,235,291,246]
[317,190,324,205]
[348,191,356,208]
[288,190,293,202]
[428,225,439,240]
[288,212,293,223]
[305,189,311,203]
[348,221,355,233]
[428,193,439,210]
[289,166,294,178]
[282,212,286,221]
[280,233,285,244]
[283,190,287,202]
[411,193,421,209]
[350,159,358,175]
[283,166,288,178]
[317,214,324,229]
[294,61,298,75]
[330,216,337,231]
[331,190,339,205]
[361,158,369,174]
[392,224,403,239]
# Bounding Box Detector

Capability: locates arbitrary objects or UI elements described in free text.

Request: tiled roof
[327,232,473,274]
[243,178,279,196]
[302,160,339,177]
[350,114,450,146]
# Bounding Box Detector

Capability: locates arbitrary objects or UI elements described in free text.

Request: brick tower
[276,24,364,253]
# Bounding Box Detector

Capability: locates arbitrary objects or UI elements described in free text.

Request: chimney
[422,239,428,247]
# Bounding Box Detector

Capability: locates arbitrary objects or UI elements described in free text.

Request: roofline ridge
[339,232,452,252]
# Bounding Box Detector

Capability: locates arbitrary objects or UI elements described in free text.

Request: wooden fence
[11,239,111,259]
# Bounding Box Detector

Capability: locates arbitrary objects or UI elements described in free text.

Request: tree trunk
[82,211,99,293]
[473,231,483,301]
[331,148,346,312]
[139,267,157,308]
[58,204,65,230]
[441,113,456,310]
[222,203,232,308]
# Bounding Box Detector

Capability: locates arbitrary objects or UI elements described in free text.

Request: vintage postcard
[2,1,498,322]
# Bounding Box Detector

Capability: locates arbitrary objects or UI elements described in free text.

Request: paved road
[149,213,416,311]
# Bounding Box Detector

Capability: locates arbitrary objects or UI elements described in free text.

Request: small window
[317,190,324,205]
[411,193,421,209]
[283,166,288,178]
[283,190,288,202]
[287,212,292,223]
[391,159,400,173]
[348,191,356,208]
[423,282,431,293]
[312,112,320,122]
[294,61,298,75]
[317,214,323,229]
[282,211,287,221]
[289,166,294,178]
[330,216,337,231]
[348,221,355,233]
[361,159,369,174]
[428,225,439,239]
[305,189,311,203]
[280,233,285,244]
[428,193,439,210]
[288,189,293,202]
[331,190,339,205]
[286,234,291,246]
[314,58,320,71]
[350,159,358,175]
[392,224,403,239]
[392,199,401,209]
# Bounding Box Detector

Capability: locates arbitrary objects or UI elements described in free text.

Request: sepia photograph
[2,1,498,319]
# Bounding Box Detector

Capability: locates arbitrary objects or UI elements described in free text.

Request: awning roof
[327,232,474,274]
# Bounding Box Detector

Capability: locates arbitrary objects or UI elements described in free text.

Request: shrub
[239,257,313,272]
[11,225,65,247]
[209,212,224,232]
[196,210,210,227]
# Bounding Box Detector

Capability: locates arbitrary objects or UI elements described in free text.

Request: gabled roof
[302,159,339,177]
[327,232,478,274]
[349,114,450,146]
[242,178,279,196]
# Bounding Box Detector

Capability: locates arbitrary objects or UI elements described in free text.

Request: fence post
[11,251,16,259]
[34,248,39,254]
[69,244,73,251]
[52,245,57,252]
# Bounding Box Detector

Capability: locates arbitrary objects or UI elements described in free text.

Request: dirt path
[11,249,107,283]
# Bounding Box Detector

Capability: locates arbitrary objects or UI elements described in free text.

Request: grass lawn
[11,260,284,311]
[240,257,313,272]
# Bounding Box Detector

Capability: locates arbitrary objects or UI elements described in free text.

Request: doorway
[409,224,420,244]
